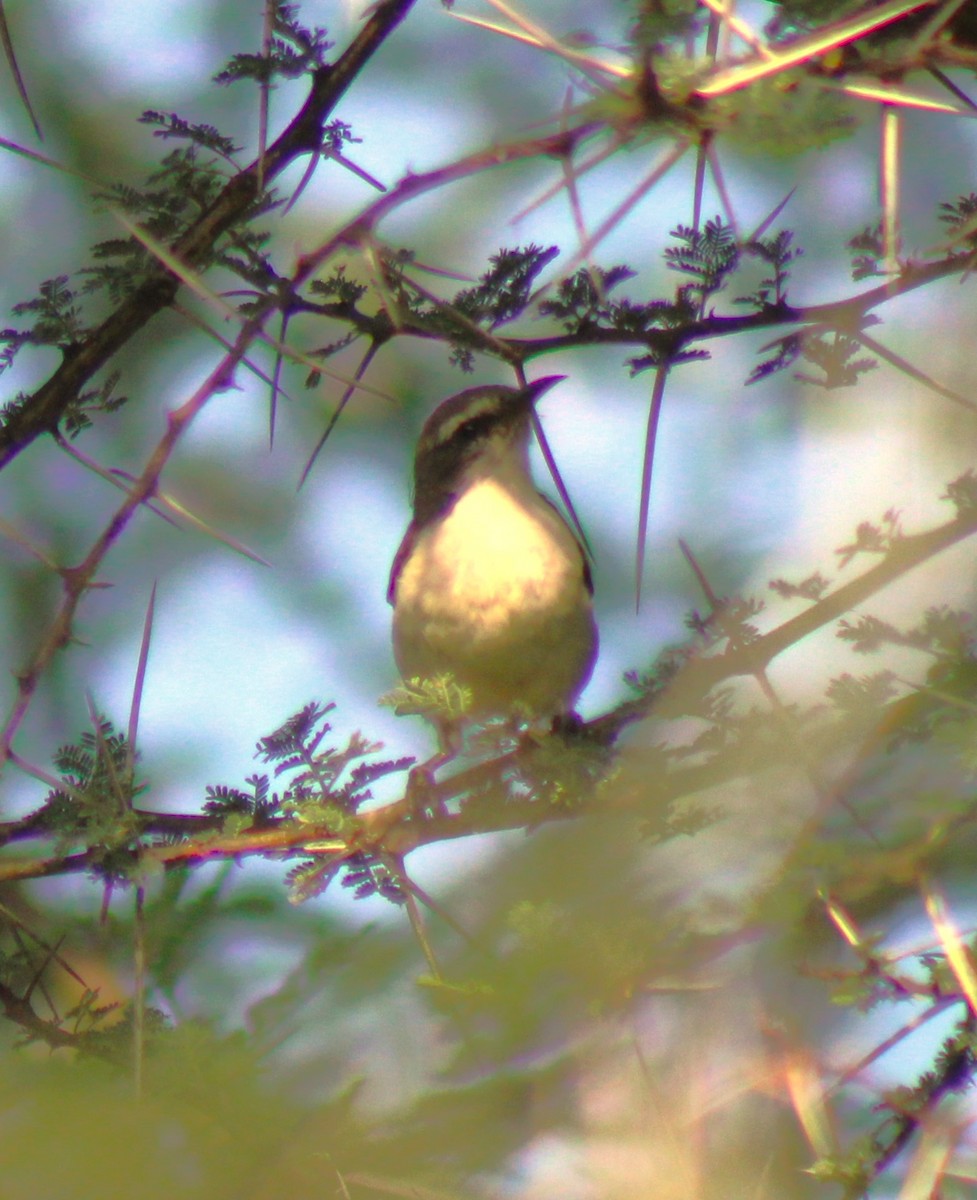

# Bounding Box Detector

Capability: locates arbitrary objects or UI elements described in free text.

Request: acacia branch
[0,977,79,1049]
[0,0,418,470]
[290,124,602,286]
[1,495,975,880]
[695,504,977,687]
[292,238,975,399]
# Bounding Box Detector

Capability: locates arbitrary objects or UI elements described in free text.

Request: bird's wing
[539,494,594,595]
[387,521,419,605]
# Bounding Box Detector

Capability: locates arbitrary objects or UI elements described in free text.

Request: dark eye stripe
[455,413,496,442]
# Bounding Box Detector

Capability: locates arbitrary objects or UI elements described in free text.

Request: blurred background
[1,1,976,1196]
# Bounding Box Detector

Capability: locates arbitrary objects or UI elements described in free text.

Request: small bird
[388,376,598,752]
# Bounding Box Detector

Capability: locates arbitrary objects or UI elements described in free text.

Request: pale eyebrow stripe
[425,397,501,447]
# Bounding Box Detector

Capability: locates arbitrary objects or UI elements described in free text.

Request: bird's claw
[406,761,449,818]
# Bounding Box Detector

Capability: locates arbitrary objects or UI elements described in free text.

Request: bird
[388,375,598,758]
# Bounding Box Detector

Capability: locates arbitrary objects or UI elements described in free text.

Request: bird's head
[411,376,565,522]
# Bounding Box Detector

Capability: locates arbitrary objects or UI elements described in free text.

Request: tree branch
[0,0,419,470]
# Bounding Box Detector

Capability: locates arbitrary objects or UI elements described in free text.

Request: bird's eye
[444,418,482,448]
[457,418,482,442]
[428,403,502,453]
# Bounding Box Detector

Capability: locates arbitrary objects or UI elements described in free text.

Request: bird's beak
[522,375,567,407]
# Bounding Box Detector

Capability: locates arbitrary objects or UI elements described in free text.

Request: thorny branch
[1,489,974,884]
[0,0,419,470]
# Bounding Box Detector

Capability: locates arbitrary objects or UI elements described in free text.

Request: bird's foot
[513,711,586,755]
[550,710,586,738]
[405,753,451,818]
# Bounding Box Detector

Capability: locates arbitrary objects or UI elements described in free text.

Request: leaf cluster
[848,223,885,281]
[769,0,977,55]
[685,592,765,648]
[418,244,559,371]
[73,1002,171,1064]
[712,73,857,156]
[943,468,977,514]
[848,194,977,285]
[939,193,977,250]
[213,2,333,85]
[0,147,278,398]
[451,244,558,329]
[665,215,740,312]
[381,674,472,723]
[836,508,903,568]
[769,571,832,602]
[138,110,241,160]
[837,606,973,659]
[0,275,88,368]
[209,703,413,905]
[202,702,411,829]
[35,719,144,877]
[793,330,878,389]
[811,1019,977,1199]
[289,852,405,906]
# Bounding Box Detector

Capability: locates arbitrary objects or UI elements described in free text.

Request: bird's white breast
[399,479,580,619]
[392,476,597,717]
